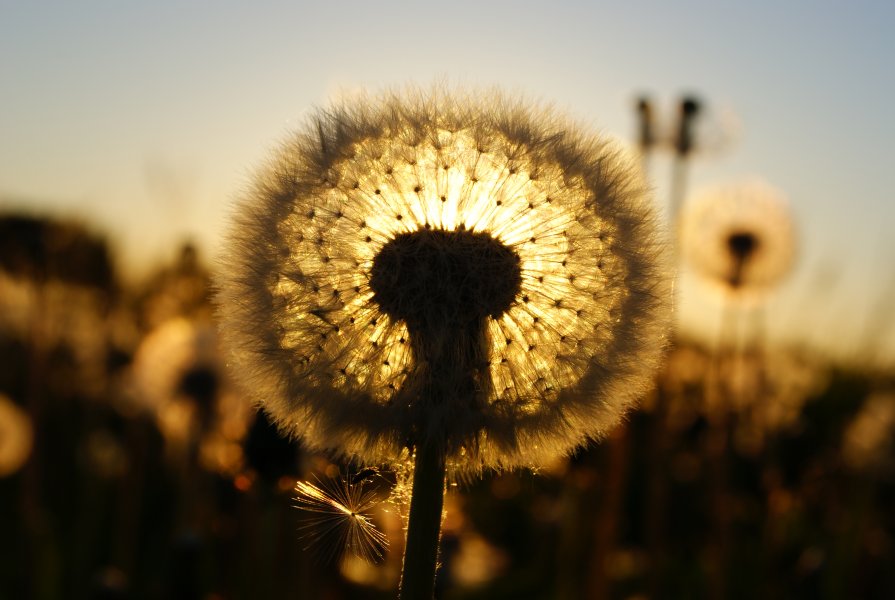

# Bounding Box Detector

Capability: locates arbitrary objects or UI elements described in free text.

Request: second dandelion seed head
[680,179,795,299]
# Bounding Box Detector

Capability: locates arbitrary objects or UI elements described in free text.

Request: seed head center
[727,231,759,262]
[369,228,522,333]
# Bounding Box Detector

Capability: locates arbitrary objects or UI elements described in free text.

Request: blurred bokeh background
[1,1,893,598]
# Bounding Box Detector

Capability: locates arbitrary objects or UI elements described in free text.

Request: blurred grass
[0,214,893,599]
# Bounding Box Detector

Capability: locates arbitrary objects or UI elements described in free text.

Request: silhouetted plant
[0,214,114,290]
[216,87,671,598]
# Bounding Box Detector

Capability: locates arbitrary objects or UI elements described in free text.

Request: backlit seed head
[216,87,671,471]
[680,179,796,299]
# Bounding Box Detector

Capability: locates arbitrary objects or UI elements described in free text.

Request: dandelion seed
[294,475,389,564]
[679,179,796,301]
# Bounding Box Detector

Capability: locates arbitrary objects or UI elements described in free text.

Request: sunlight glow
[274,128,625,407]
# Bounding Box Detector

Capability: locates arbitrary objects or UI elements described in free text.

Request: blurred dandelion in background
[130,317,250,475]
[0,394,32,477]
[633,95,741,164]
[673,181,800,598]
[137,242,213,331]
[679,179,796,301]
[216,86,671,596]
[0,215,117,400]
[294,473,389,564]
[633,95,740,221]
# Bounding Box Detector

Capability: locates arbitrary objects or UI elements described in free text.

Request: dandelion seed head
[217,87,671,471]
[680,179,796,300]
[131,318,251,474]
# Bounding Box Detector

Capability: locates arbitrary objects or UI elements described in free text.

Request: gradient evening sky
[2,1,894,363]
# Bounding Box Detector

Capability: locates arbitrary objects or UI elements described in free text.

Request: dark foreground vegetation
[1,213,892,599]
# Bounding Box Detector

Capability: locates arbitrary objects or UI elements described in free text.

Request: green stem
[399,442,446,600]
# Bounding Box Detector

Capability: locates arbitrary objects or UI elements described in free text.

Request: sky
[2,0,894,364]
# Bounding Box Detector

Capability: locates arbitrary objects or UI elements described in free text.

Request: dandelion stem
[399,441,446,600]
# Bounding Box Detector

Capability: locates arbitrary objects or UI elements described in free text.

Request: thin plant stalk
[645,384,672,600]
[668,154,690,222]
[588,424,632,599]
[669,96,701,220]
[399,442,447,599]
[635,96,656,180]
[706,300,737,599]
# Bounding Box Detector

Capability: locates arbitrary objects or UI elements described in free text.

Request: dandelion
[679,179,796,299]
[139,242,214,329]
[131,317,250,475]
[216,87,671,598]
[294,474,389,564]
[218,88,669,468]
[0,216,117,399]
[0,394,32,477]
